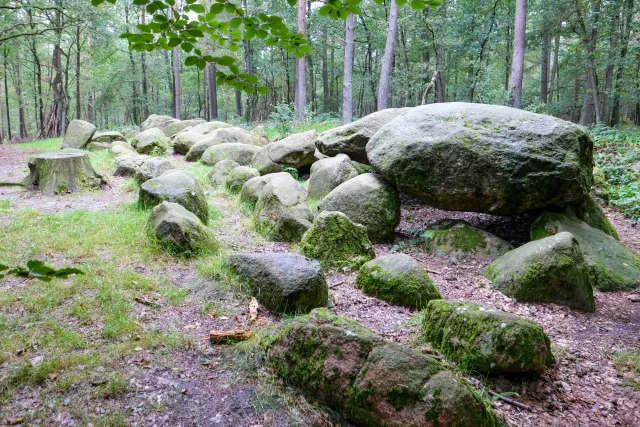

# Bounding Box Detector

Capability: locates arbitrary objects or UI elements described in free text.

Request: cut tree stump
[23,152,106,196]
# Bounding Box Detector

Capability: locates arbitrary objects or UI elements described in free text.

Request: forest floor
[0,141,639,427]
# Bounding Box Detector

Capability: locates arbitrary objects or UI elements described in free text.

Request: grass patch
[0,199,11,210]
[11,137,63,152]
[612,347,640,390]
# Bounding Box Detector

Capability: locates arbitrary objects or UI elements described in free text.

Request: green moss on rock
[355,254,441,309]
[421,219,513,259]
[421,300,555,375]
[565,193,619,239]
[300,211,375,269]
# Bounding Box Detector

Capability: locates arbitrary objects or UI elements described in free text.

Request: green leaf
[185,55,199,66]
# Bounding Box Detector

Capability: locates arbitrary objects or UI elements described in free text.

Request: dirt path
[1,144,639,426]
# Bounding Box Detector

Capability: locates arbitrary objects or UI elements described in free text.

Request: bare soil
[1,144,639,426]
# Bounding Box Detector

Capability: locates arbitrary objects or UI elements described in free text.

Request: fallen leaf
[249,297,258,321]
[8,417,24,425]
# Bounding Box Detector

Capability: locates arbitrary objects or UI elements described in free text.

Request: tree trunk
[13,53,27,138]
[611,0,634,126]
[574,0,601,125]
[342,13,356,124]
[23,152,105,196]
[549,33,560,102]
[378,0,399,110]
[436,0,447,103]
[0,78,4,141]
[540,30,550,103]
[322,29,329,113]
[207,64,218,119]
[242,0,256,122]
[235,89,243,117]
[510,0,527,108]
[504,7,512,92]
[140,8,149,121]
[602,1,621,125]
[295,0,306,120]
[87,36,94,123]
[3,47,12,141]
[75,25,81,119]
[172,4,181,119]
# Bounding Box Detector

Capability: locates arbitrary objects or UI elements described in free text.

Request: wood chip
[248,297,258,321]
[8,417,24,425]
[209,329,253,344]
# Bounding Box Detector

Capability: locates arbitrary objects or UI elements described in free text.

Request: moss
[566,193,619,239]
[424,386,443,421]
[420,219,512,258]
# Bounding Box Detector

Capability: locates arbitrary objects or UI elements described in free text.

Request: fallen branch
[209,329,253,344]
[463,377,532,411]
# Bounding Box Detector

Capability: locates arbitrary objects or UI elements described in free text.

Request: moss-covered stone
[565,193,619,239]
[307,153,359,200]
[147,201,218,256]
[486,232,595,311]
[201,143,261,166]
[207,159,240,187]
[131,127,170,154]
[420,219,513,259]
[138,169,209,224]
[355,254,441,309]
[421,300,555,375]
[262,308,500,426]
[319,173,400,242]
[224,166,260,193]
[591,167,609,207]
[300,211,375,269]
[531,212,640,291]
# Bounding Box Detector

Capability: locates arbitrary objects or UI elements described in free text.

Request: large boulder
[319,173,400,242]
[162,119,205,138]
[61,119,96,149]
[300,211,375,269]
[422,300,555,375]
[140,114,177,132]
[114,155,150,177]
[307,153,359,200]
[531,213,640,291]
[138,169,209,224]
[254,174,314,242]
[355,254,441,309]
[190,121,232,134]
[227,253,328,314]
[201,143,261,166]
[109,142,137,157]
[208,159,241,187]
[184,127,261,161]
[239,172,290,207]
[316,108,410,163]
[252,130,317,175]
[487,232,595,312]
[147,201,218,255]
[131,127,170,154]
[172,130,205,155]
[134,158,178,183]
[366,103,595,215]
[263,309,500,427]
[420,219,513,259]
[92,131,125,144]
[225,166,260,193]
[565,193,619,239]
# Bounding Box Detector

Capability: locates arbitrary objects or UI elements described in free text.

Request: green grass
[591,125,640,223]
[612,347,640,390]
[11,137,63,151]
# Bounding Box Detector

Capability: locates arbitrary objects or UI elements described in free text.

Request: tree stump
[23,152,106,196]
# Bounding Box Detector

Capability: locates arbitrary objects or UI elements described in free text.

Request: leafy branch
[0,260,84,282]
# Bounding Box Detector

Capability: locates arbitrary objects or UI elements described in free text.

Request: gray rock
[487,232,595,311]
[316,108,410,163]
[162,119,205,137]
[61,119,96,149]
[420,219,514,259]
[185,127,261,162]
[422,300,555,375]
[366,102,595,215]
[254,174,314,242]
[225,166,260,193]
[319,173,400,242]
[172,130,205,155]
[92,131,125,143]
[239,172,290,207]
[227,253,328,314]
[190,121,232,134]
[532,212,640,291]
[207,159,241,187]
[134,158,178,183]
[138,169,209,224]
[201,143,261,166]
[148,201,218,255]
[355,254,441,309]
[307,154,359,200]
[109,141,137,157]
[114,155,150,177]
[140,114,178,132]
[131,127,170,154]
[252,130,317,175]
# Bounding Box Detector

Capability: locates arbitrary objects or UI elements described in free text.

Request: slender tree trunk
[172,3,180,119]
[549,33,560,102]
[75,25,81,119]
[0,78,4,141]
[378,0,399,110]
[436,0,447,103]
[235,89,242,117]
[207,63,218,119]
[140,8,149,121]
[242,0,256,122]
[4,48,11,141]
[574,0,601,125]
[13,56,27,138]
[541,30,550,103]
[602,1,621,125]
[342,13,356,124]
[322,29,329,113]
[611,0,633,126]
[510,0,527,108]
[504,8,512,91]
[295,0,306,119]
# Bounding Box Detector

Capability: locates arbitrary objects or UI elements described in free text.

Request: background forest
[0,0,637,141]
